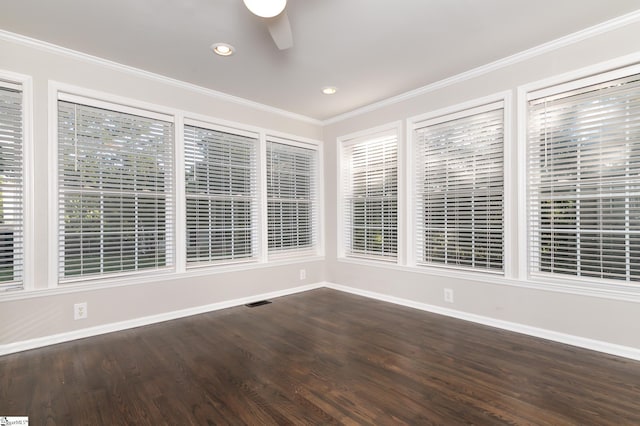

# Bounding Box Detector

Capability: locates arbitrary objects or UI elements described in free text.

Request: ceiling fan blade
[267,11,293,50]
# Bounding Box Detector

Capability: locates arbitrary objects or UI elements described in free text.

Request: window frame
[49,82,177,286]
[337,122,402,263]
[407,94,510,275]
[522,62,640,289]
[0,71,33,292]
[183,118,260,268]
[265,135,322,260]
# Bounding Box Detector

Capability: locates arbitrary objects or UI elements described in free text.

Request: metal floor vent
[245,300,272,308]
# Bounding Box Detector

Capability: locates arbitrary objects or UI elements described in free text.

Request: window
[0,81,24,291]
[57,96,174,281]
[184,123,258,265]
[340,128,398,260]
[528,67,640,283]
[267,138,319,256]
[412,101,504,272]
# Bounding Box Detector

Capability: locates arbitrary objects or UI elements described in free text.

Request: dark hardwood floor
[2,288,640,425]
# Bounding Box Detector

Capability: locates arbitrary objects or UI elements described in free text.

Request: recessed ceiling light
[322,86,337,95]
[211,43,235,57]
[243,0,287,18]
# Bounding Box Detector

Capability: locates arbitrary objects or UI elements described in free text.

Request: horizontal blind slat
[0,85,23,291]
[342,132,398,260]
[184,124,258,264]
[267,141,318,254]
[414,104,504,272]
[528,70,640,283]
[58,100,173,281]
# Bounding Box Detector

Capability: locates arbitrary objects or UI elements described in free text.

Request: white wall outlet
[299,268,306,280]
[74,302,88,320]
[444,288,454,304]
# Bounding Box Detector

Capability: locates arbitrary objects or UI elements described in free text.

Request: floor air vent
[245,300,272,308]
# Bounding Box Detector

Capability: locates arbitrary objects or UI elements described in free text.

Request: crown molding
[0,29,323,126]
[2,8,640,128]
[322,9,640,125]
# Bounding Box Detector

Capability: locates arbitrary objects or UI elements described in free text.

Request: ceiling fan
[243,0,293,50]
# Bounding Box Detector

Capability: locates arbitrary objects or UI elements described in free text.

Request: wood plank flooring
[2,288,640,425]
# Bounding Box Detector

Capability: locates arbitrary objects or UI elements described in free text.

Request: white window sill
[0,255,325,302]
[336,257,640,303]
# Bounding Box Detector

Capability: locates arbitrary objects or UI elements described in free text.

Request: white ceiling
[2,0,640,121]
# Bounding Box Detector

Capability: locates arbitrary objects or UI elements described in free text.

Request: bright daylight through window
[413,102,505,273]
[0,82,24,291]
[57,98,174,281]
[341,130,398,260]
[267,139,318,255]
[184,124,258,265]
[528,69,640,283]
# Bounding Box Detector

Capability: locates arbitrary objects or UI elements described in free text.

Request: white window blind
[413,103,504,272]
[528,70,640,283]
[342,132,397,260]
[184,124,258,265]
[0,82,24,291]
[267,140,318,255]
[58,99,174,281]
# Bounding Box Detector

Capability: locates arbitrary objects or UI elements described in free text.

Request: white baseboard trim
[0,283,324,356]
[323,282,640,361]
[4,282,640,362]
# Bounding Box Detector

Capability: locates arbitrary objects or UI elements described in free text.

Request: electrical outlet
[299,269,306,280]
[444,288,454,304]
[74,302,88,320]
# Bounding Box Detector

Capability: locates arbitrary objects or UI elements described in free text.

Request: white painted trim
[266,135,319,150]
[0,283,324,356]
[323,282,640,361]
[335,257,640,303]
[184,116,260,140]
[502,92,515,279]
[406,92,511,275]
[259,131,268,263]
[316,139,326,257]
[55,81,180,119]
[0,255,325,302]
[3,281,639,360]
[338,122,401,147]
[0,70,33,291]
[516,86,529,282]
[0,29,322,126]
[336,136,345,259]
[264,136,325,259]
[516,51,640,97]
[50,82,182,285]
[396,121,406,266]
[336,121,402,263]
[173,113,186,273]
[2,11,638,126]
[322,10,640,125]
[21,75,34,291]
[517,55,640,288]
[404,117,415,267]
[47,81,60,289]
[265,132,324,149]
[180,115,324,259]
[526,60,640,100]
[408,93,508,129]
[183,110,323,149]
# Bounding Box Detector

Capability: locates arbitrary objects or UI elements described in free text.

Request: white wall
[323,21,640,351]
[0,33,324,351]
[3,16,640,358]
